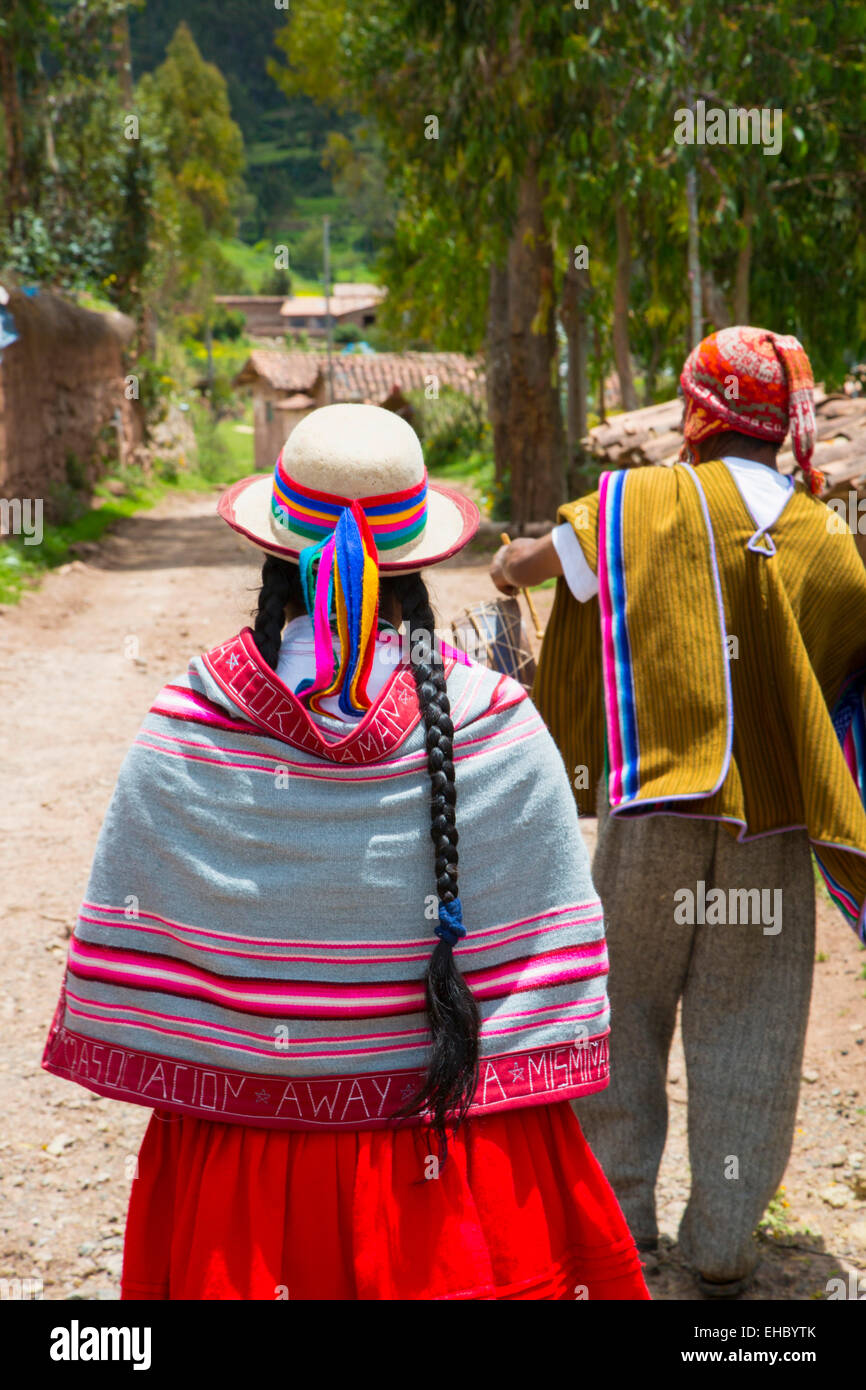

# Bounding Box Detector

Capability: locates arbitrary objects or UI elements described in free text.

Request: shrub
[405,386,486,471]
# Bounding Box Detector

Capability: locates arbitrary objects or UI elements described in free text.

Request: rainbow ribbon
[271,455,429,716]
[293,501,380,717]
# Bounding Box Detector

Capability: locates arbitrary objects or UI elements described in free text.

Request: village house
[280,283,387,338]
[234,349,485,470]
[211,296,290,338]
[214,284,387,343]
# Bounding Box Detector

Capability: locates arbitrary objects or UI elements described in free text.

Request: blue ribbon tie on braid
[436,897,466,947]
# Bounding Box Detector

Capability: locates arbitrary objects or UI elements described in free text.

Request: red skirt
[121,1100,648,1301]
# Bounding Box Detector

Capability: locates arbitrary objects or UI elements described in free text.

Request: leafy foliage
[0,0,154,307]
[136,21,246,317]
[273,0,866,385]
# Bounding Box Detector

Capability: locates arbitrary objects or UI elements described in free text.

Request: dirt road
[1,489,864,1300]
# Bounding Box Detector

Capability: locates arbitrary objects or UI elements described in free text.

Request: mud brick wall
[0,286,139,507]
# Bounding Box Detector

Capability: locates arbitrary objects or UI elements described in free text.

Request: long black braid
[250,557,480,1154]
[252,554,295,668]
[388,572,480,1153]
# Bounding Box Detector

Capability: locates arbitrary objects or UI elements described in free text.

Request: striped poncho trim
[43,991,609,1131]
[815,669,866,928]
[599,464,734,812]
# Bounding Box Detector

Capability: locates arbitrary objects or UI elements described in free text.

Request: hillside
[129,0,381,287]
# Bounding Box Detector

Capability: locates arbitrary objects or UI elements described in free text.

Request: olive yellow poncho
[535,459,866,939]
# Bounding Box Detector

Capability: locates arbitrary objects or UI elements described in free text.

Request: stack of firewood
[583,391,866,491]
[582,398,684,470]
[581,390,866,562]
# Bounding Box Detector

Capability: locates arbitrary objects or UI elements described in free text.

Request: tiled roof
[235,351,321,392]
[236,350,485,401]
[324,352,485,402]
[280,294,382,319]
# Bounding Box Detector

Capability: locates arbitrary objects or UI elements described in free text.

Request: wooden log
[583,391,866,488]
[815,394,864,417]
[640,430,684,464]
[583,399,681,453]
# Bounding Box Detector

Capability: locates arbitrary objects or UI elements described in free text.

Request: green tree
[273,0,572,524]
[0,0,154,311]
[137,21,246,302]
[134,18,248,386]
[274,0,866,520]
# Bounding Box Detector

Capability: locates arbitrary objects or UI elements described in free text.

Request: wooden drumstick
[500,531,544,640]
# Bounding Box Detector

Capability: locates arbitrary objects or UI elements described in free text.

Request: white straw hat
[218,403,478,570]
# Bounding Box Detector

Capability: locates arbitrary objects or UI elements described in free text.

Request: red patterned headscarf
[679,326,822,495]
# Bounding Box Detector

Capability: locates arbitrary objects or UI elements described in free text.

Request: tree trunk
[0,39,27,223]
[485,262,510,489]
[113,14,134,105]
[643,331,661,407]
[686,161,702,348]
[702,268,731,329]
[594,315,606,424]
[612,200,638,411]
[733,199,754,324]
[505,163,566,527]
[560,257,592,495]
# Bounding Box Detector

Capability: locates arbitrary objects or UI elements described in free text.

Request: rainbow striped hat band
[270,453,429,717]
[271,453,429,550]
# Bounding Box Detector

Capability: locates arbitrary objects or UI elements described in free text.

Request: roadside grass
[757,1187,819,1244]
[429,447,495,492]
[0,479,166,604]
[192,401,255,477]
[0,405,254,606]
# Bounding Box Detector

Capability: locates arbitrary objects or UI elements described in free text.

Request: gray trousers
[577,800,815,1282]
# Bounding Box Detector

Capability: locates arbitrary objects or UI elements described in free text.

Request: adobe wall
[0,286,140,511]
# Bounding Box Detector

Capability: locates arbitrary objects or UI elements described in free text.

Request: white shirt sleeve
[551,521,600,603]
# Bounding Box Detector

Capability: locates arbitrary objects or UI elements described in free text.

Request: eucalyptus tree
[276,0,575,523]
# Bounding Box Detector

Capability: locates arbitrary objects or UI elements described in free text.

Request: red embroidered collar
[201,627,430,764]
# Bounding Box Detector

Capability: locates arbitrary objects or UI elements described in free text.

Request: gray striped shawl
[42,630,610,1130]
